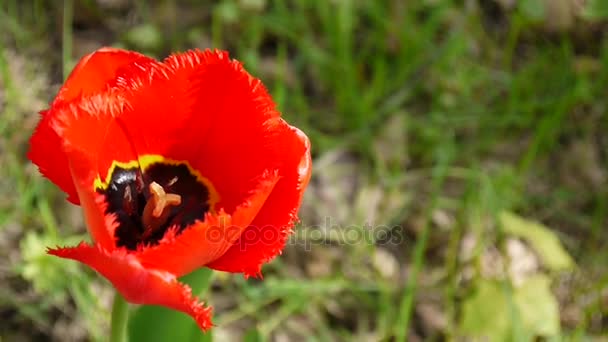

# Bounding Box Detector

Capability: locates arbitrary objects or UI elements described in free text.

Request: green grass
[1,0,607,341]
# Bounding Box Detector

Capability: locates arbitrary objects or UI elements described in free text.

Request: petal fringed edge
[136,171,281,277]
[28,109,80,204]
[183,50,282,214]
[28,48,155,204]
[55,47,154,105]
[50,94,136,249]
[51,92,140,182]
[102,49,277,185]
[112,49,281,214]
[48,243,213,331]
[207,126,312,277]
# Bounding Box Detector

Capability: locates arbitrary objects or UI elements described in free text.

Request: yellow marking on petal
[93,154,220,209]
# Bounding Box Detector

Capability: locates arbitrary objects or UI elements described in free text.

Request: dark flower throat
[97,162,211,250]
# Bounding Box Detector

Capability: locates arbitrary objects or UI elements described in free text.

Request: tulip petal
[53,93,139,180]
[73,180,117,251]
[207,126,311,277]
[100,57,205,162]
[48,242,212,331]
[183,51,283,214]
[55,47,154,105]
[28,48,154,204]
[100,49,283,214]
[28,109,80,203]
[50,95,138,249]
[31,47,312,334]
[136,171,280,277]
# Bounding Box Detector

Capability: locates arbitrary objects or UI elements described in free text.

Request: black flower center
[97,161,212,250]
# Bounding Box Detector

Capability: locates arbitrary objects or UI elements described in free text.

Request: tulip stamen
[100,161,211,250]
[142,181,182,238]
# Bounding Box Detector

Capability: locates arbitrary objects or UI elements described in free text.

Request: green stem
[110,292,129,342]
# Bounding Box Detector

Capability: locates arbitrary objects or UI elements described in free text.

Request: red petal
[48,243,212,331]
[52,93,139,179]
[50,94,138,249]
[135,171,280,277]
[102,50,284,214]
[55,47,154,105]
[98,55,206,161]
[28,109,80,203]
[207,126,311,276]
[28,48,155,204]
[76,182,117,251]
[75,50,307,226]
[183,51,283,214]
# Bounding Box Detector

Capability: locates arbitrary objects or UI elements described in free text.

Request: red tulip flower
[28,48,311,330]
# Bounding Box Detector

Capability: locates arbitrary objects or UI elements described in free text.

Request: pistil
[142,181,182,239]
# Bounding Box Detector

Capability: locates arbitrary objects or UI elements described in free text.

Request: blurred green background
[1,0,607,341]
